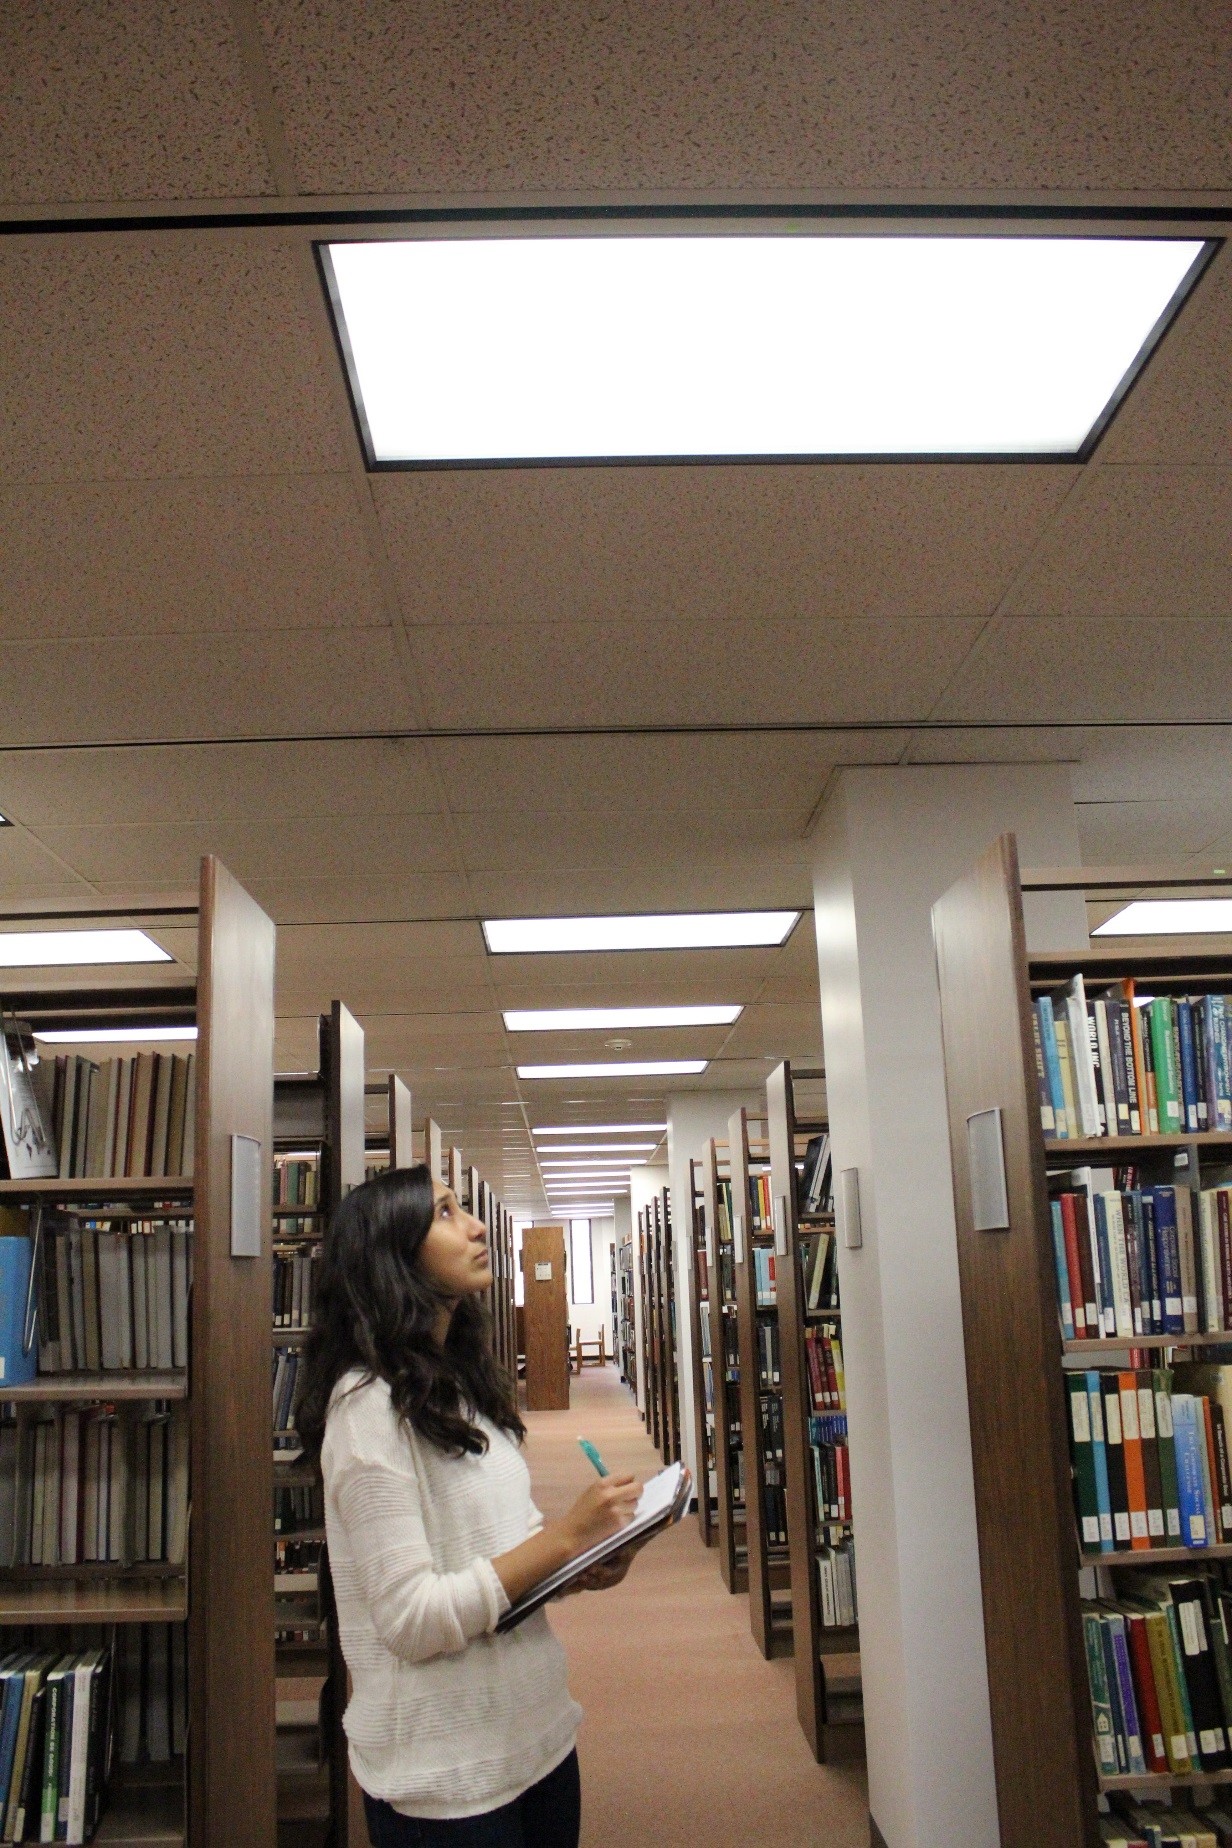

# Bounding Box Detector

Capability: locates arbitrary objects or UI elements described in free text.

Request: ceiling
[0,1,1229,1211]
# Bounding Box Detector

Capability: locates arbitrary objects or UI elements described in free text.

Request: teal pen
[577,1437,609,1477]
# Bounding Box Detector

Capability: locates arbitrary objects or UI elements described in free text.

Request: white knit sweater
[321,1371,581,1819]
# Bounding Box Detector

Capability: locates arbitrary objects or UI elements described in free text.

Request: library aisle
[524,1367,869,1847]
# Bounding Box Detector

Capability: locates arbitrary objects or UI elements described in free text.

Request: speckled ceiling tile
[0,234,347,481]
[1098,245,1232,467]
[0,0,275,204]
[373,463,1075,628]
[255,0,1231,197]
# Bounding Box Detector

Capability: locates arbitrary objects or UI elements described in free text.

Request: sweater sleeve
[329,1417,510,1664]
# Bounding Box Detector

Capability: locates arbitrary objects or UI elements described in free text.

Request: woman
[295,1163,643,1848]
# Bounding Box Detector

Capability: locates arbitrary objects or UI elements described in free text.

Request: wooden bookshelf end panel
[933,836,1099,1848]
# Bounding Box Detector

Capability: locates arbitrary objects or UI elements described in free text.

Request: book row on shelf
[271,1350,303,1455]
[756,1320,781,1386]
[804,1323,846,1414]
[802,1229,840,1315]
[1067,1368,1232,1557]
[0,1405,188,1570]
[33,1221,189,1378]
[811,1413,852,1526]
[272,1244,319,1333]
[1050,1177,1232,1344]
[818,1537,858,1630]
[1033,974,1232,1143]
[31,1054,195,1183]
[931,836,1232,1844]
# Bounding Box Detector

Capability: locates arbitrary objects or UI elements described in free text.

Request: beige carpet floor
[522,1365,870,1848]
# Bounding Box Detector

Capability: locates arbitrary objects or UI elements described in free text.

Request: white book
[171,1227,189,1370]
[60,1411,80,1567]
[1199,1191,1224,1333]
[1102,1192,1136,1341]
[817,1553,836,1626]
[1065,976,1102,1138]
[66,1652,97,1843]
[152,1230,173,1370]
[131,1235,149,1370]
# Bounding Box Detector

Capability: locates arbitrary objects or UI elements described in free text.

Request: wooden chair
[573,1325,607,1372]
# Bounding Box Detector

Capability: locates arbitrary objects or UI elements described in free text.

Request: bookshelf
[931,835,1232,1846]
[688,1158,717,1548]
[637,1212,660,1450]
[767,1062,862,1764]
[650,1188,680,1465]
[273,1001,365,1848]
[700,1137,747,1593]
[729,1105,794,1658]
[618,1226,636,1391]
[0,859,276,1846]
[362,1072,414,1176]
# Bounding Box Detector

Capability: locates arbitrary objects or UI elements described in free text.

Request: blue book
[1176,999,1201,1133]
[1092,1193,1117,1338]
[1099,1616,1129,1773]
[1152,1188,1185,1336]
[0,1654,31,1821]
[1126,1191,1158,1334]
[1208,994,1232,1133]
[1172,1393,1210,1547]
[1106,1611,1148,1775]
[0,1240,36,1389]
[1049,1201,1074,1340]
[1037,998,1068,1137]
[1087,1371,1115,1552]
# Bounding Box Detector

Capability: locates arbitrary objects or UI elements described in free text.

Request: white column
[811,765,1085,1848]
[666,1093,763,1488]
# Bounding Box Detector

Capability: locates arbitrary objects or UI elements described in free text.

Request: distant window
[570,1220,594,1304]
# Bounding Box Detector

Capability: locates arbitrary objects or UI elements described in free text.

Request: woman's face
[417,1181,494,1299]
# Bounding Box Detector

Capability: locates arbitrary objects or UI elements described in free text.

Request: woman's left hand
[555,1541,643,1596]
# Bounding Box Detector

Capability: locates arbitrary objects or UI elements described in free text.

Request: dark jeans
[363,1749,581,1848]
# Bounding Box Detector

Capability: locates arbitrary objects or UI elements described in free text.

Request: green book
[1083,1609,1119,1776]
[1153,1369,1183,1543]
[1204,1583,1232,1740]
[1068,1373,1102,1553]
[40,1656,74,1842]
[1150,998,1183,1131]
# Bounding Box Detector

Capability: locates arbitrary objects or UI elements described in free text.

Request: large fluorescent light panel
[0,930,172,968]
[35,1026,196,1045]
[323,236,1208,463]
[533,1124,666,1136]
[1094,900,1232,936]
[518,1061,707,1079]
[505,1005,740,1031]
[485,913,797,953]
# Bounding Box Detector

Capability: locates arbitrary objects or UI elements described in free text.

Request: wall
[565,1217,616,1349]
[811,765,1085,1848]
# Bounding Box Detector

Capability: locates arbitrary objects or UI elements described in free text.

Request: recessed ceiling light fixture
[540,1160,644,1171]
[533,1123,666,1137]
[1094,899,1232,936]
[484,913,797,954]
[34,1026,197,1045]
[536,1143,659,1154]
[504,1005,741,1031]
[322,235,1210,465]
[518,1061,706,1079]
[0,930,172,968]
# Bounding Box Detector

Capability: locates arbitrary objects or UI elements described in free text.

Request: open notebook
[495,1461,692,1633]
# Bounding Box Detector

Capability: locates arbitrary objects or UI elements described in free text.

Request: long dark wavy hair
[294,1163,524,1463]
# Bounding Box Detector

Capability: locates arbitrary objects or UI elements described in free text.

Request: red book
[1125,1611,1170,1774]
[1118,1372,1151,1550]
[1058,1193,1088,1338]
[820,1333,839,1410]
[804,1332,825,1410]
[835,1445,850,1522]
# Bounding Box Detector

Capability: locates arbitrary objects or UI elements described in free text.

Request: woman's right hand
[558,1474,641,1557]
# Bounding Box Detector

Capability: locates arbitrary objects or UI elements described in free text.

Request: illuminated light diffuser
[484,913,797,953]
[536,1143,658,1154]
[504,1005,740,1031]
[323,235,1210,464]
[533,1123,666,1136]
[0,930,172,968]
[1094,900,1232,936]
[517,1061,706,1079]
[35,1026,196,1044]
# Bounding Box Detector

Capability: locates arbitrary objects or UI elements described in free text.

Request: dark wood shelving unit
[637,1207,660,1450]
[687,1157,717,1548]
[0,860,278,1847]
[932,834,1232,1847]
[768,1062,862,1765]
[730,1105,793,1659]
[648,1187,679,1465]
[700,1137,746,1594]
